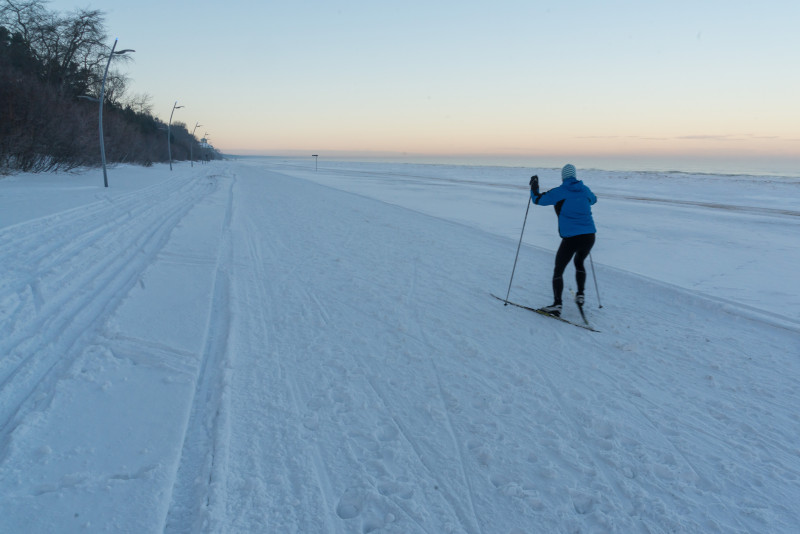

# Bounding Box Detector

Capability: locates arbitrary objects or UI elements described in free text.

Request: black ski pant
[552,233,595,304]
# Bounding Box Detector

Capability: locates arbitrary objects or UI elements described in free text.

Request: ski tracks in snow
[163,173,236,533]
[4,161,798,533]
[212,168,492,533]
[0,168,242,532]
[0,173,217,461]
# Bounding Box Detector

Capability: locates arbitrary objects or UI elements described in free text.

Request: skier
[529,164,597,317]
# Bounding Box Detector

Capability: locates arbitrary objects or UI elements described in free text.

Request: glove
[529,175,539,194]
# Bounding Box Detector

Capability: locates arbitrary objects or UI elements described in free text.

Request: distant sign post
[312,154,318,171]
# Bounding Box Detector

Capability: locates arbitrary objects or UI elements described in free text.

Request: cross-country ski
[491,293,600,332]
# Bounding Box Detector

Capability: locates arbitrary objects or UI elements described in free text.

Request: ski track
[0,172,216,462]
[528,353,645,532]
[162,173,235,533]
[216,167,497,533]
[239,171,434,533]
[229,207,336,533]
[321,283,487,534]
[398,269,488,534]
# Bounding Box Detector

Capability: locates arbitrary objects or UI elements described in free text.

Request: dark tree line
[0,0,218,174]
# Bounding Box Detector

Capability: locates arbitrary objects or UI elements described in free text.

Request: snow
[0,158,798,533]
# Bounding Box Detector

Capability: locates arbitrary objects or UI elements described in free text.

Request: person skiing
[529,164,597,317]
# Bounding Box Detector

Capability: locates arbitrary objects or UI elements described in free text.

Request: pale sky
[45,0,799,169]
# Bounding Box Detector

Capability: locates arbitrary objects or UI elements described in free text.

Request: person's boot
[540,301,562,317]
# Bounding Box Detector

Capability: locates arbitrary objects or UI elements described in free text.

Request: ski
[570,289,590,327]
[490,294,600,332]
[576,304,589,325]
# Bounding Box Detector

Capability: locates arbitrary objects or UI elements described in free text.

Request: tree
[1,0,220,174]
[1,0,109,96]
[124,91,154,116]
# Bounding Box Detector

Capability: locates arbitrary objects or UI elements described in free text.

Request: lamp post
[168,101,184,171]
[190,121,201,167]
[93,38,135,187]
[312,154,318,171]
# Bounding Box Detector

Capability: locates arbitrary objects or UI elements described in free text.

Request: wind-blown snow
[0,158,798,533]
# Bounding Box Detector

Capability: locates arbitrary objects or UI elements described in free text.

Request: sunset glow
[43,0,799,173]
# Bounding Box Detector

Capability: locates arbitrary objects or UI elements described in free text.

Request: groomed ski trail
[0,171,218,458]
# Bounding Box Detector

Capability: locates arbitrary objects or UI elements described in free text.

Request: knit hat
[561,164,576,181]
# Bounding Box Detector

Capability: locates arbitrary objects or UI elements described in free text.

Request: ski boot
[540,302,562,317]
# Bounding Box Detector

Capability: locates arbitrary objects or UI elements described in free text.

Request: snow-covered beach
[1,158,798,533]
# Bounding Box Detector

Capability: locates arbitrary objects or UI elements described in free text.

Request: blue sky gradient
[43,0,799,173]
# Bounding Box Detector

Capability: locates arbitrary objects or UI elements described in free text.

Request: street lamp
[89,38,134,187]
[168,101,184,171]
[312,154,318,171]
[190,121,201,167]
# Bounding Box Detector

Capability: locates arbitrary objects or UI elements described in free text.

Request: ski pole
[504,196,531,304]
[589,252,603,308]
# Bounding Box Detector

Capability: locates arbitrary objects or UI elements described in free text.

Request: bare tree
[1,0,108,95]
[0,1,46,46]
[124,92,154,116]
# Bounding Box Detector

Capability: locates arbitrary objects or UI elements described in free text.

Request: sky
[41,0,800,172]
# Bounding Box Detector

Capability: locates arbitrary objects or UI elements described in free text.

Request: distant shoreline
[226,153,800,179]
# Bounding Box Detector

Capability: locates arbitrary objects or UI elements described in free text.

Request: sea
[233,152,799,178]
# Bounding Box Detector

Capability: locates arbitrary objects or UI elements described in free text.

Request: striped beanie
[561,164,576,181]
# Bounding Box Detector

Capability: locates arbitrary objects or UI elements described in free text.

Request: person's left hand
[530,175,539,194]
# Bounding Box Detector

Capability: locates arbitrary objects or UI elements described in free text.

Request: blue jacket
[532,177,597,238]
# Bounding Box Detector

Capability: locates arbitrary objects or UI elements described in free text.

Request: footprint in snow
[376,421,399,442]
[336,486,397,533]
[377,478,414,499]
[336,486,364,519]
